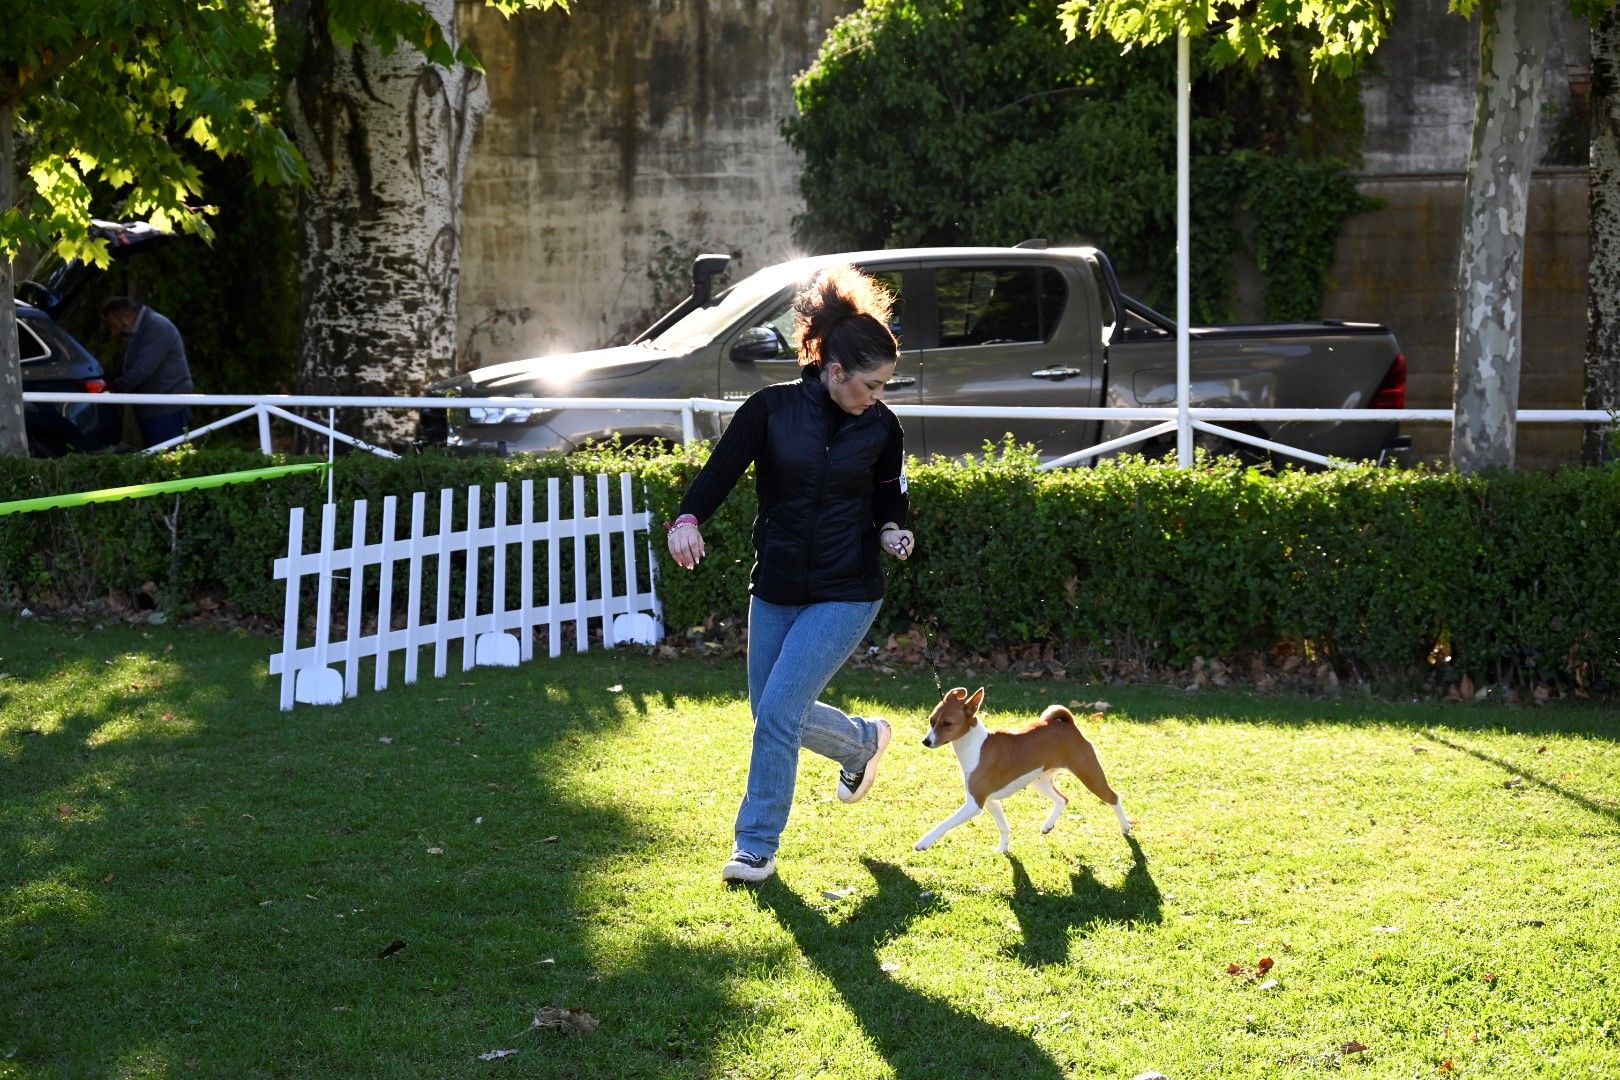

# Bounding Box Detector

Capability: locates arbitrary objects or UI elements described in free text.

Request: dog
[914,686,1131,853]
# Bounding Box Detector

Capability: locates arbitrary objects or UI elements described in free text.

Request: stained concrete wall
[1360,2,1589,173]
[1324,170,1589,469]
[456,0,855,366]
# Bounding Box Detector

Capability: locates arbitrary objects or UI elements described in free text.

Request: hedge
[2,444,1616,695]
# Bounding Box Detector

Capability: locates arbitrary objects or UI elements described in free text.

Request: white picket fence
[269,473,663,708]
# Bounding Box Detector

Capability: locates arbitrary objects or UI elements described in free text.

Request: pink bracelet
[664,514,699,533]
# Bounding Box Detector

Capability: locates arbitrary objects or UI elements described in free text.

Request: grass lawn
[2,617,1618,1079]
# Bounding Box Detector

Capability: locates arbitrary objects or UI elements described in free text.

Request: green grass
[2,617,1618,1079]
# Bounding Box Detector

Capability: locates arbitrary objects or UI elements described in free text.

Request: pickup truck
[420,244,1408,466]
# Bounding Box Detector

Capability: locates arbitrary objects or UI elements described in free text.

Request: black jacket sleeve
[676,391,767,523]
[871,412,908,528]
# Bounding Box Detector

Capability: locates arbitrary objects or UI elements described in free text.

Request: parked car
[420,243,1409,466]
[12,300,110,456]
[11,219,173,456]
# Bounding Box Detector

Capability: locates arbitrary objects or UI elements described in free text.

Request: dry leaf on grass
[478,1049,518,1061]
[1341,1040,1368,1054]
[520,1007,600,1036]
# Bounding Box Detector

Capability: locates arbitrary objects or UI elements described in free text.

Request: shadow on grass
[1420,729,1620,827]
[0,635,737,1076]
[1007,835,1161,967]
[753,857,1067,1080]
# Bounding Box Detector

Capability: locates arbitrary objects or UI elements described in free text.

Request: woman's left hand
[882,527,915,561]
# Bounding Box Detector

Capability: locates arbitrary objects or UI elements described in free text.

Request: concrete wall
[1360,1,1589,173]
[1324,170,1589,469]
[456,0,854,367]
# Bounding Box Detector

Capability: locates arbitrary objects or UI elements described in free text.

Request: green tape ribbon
[0,462,329,517]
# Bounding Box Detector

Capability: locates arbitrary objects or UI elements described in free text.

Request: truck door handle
[885,376,917,388]
[1031,367,1083,381]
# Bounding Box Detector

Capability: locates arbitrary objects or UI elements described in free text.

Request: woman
[667,265,916,883]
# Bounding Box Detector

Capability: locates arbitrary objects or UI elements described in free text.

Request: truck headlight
[467,394,537,425]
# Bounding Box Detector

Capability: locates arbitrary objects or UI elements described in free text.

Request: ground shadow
[753,858,1067,1080]
[1421,730,1620,828]
[1007,836,1161,967]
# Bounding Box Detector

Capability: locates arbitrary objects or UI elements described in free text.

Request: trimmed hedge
[2,444,1616,694]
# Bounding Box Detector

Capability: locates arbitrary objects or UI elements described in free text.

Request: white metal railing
[24,390,1617,469]
[268,473,662,708]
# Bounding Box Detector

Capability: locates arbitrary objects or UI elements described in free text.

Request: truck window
[936,267,1066,347]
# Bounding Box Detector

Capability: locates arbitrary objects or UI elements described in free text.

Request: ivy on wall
[784,0,1371,323]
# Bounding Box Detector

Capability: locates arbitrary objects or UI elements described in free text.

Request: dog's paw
[913,839,931,851]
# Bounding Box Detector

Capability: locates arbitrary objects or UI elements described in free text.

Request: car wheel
[26,431,72,459]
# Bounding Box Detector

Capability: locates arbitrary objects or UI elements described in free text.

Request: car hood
[438,344,672,395]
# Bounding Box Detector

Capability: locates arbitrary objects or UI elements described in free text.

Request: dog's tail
[1040,704,1076,725]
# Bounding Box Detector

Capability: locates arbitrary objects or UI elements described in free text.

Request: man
[101,297,194,449]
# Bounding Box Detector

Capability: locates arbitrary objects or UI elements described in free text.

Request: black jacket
[678,367,908,605]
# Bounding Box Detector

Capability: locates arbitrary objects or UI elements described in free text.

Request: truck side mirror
[731,326,784,363]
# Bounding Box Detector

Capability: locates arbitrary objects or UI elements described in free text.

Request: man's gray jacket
[114,307,193,418]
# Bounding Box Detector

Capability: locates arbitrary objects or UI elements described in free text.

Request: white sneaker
[837,718,892,804]
[721,849,776,883]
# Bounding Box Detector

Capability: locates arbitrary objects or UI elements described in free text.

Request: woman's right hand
[668,521,706,570]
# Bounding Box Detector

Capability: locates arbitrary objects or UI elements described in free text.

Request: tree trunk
[1451,0,1550,472]
[0,98,29,458]
[1586,6,1620,464]
[285,0,487,448]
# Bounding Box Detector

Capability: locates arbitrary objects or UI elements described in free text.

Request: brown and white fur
[914,686,1131,853]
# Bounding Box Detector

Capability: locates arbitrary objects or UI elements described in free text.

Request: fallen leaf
[1227,963,1245,976]
[1438,1060,1455,1073]
[821,887,856,901]
[1257,978,1279,991]
[1481,972,1497,984]
[1341,1041,1368,1054]
[525,1007,600,1035]
[377,938,407,959]
[1374,925,1402,934]
[1256,957,1274,974]
[478,1049,518,1061]
[56,805,74,818]
[880,960,900,972]
[1535,745,1548,754]
[103,872,115,883]
[542,835,559,844]
[1410,745,1430,753]
[1503,776,1524,789]
[378,736,393,745]
[607,684,623,692]
[427,846,444,855]
[160,711,175,722]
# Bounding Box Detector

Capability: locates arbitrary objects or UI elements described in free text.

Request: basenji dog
[914,686,1131,853]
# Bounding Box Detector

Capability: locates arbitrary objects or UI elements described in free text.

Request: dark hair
[101,297,141,317]
[793,265,899,374]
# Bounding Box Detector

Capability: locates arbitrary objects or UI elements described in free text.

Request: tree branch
[0,36,102,108]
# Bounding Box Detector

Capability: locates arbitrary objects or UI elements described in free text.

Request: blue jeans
[137,408,190,449]
[734,596,885,859]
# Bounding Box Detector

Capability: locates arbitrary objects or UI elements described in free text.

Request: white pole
[1176,31,1193,468]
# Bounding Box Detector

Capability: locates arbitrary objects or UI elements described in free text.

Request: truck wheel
[1193,426,1272,469]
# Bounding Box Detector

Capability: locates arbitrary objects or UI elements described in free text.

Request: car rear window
[16,319,50,363]
[936,266,1066,347]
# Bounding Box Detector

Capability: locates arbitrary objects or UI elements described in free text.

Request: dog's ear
[946,686,968,702]
[965,687,985,715]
